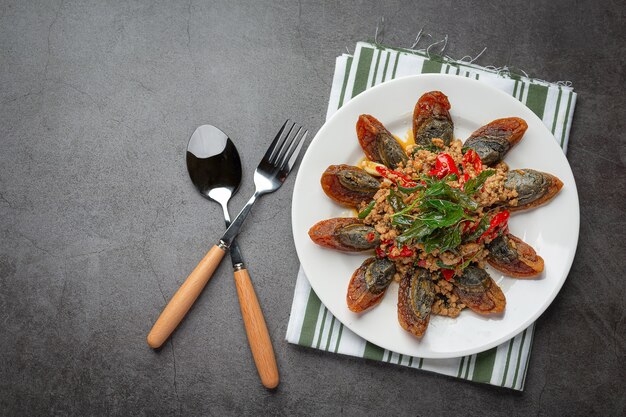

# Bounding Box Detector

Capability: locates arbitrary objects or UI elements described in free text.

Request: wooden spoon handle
[147,245,226,349]
[234,268,279,389]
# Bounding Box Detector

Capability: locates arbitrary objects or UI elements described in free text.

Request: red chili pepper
[417,259,427,268]
[366,232,376,243]
[428,153,459,179]
[376,239,394,258]
[388,245,414,259]
[441,269,455,281]
[375,166,417,187]
[377,239,415,259]
[375,165,390,177]
[461,220,476,233]
[462,149,483,173]
[399,246,414,257]
[480,211,510,241]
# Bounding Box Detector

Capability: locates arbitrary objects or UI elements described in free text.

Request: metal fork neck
[219,191,262,247]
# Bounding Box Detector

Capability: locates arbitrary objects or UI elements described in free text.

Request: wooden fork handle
[234,268,280,389]
[147,245,226,349]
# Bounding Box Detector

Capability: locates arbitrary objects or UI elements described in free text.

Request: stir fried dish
[309,91,563,338]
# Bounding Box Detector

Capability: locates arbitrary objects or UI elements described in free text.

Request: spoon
[146,125,279,389]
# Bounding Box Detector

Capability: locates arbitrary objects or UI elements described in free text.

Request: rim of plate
[291,74,579,358]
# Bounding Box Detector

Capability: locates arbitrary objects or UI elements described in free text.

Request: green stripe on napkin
[287,42,577,390]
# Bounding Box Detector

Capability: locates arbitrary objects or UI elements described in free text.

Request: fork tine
[272,124,300,166]
[280,129,308,173]
[275,125,303,168]
[263,120,291,163]
[269,121,296,164]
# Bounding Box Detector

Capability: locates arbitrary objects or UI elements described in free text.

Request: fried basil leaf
[464,169,495,195]
[419,199,464,228]
[423,226,462,253]
[397,219,434,243]
[386,189,406,212]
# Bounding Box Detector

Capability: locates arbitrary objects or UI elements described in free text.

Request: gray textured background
[1,0,625,416]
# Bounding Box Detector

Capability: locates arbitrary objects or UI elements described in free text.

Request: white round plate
[292,74,579,359]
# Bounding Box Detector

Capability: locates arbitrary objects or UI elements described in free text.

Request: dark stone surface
[0,0,624,416]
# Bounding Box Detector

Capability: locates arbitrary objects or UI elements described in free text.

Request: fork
[147,120,308,386]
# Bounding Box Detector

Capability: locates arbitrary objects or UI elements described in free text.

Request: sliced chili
[428,153,459,179]
[462,149,483,173]
[441,269,455,281]
[375,166,417,187]
[461,219,476,233]
[377,239,415,259]
[388,245,414,259]
[480,210,510,241]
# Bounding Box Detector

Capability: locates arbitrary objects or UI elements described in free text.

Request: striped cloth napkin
[286,41,577,390]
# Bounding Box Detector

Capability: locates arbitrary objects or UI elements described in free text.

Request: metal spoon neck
[220,191,260,246]
[220,201,232,225]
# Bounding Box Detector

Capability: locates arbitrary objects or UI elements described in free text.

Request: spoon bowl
[186,125,242,214]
